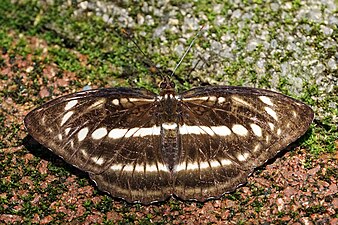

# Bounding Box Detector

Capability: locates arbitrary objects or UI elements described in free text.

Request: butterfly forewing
[25,84,314,204]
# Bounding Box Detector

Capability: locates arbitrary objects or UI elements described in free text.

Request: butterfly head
[159,76,176,96]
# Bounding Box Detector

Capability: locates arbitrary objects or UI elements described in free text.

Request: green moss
[237,220,247,225]
[317,165,338,183]
[225,191,242,201]
[305,204,326,215]
[251,199,264,213]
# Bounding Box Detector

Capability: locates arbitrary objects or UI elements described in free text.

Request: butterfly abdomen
[160,122,181,171]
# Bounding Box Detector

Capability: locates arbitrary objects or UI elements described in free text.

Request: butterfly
[24,74,314,204]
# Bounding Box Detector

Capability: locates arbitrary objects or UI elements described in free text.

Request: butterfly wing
[24,87,173,204]
[25,85,314,204]
[174,86,314,201]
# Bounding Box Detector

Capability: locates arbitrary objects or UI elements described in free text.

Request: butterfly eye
[159,79,175,91]
[160,81,167,89]
[170,81,175,89]
[24,81,313,204]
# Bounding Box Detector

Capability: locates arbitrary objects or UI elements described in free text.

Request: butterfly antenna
[170,25,205,77]
[121,29,163,78]
[121,29,148,59]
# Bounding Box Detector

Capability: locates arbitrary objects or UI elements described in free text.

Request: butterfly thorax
[158,78,180,122]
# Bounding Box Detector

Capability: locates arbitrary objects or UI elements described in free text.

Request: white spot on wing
[92,127,108,140]
[182,96,209,102]
[65,100,78,111]
[237,152,250,161]
[208,96,217,102]
[128,98,155,102]
[143,163,169,173]
[232,124,248,136]
[200,126,215,136]
[265,107,278,121]
[277,128,282,136]
[113,162,168,173]
[157,163,169,172]
[108,128,128,139]
[162,123,177,130]
[58,134,62,140]
[112,99,119,106]
[60,111,74,126]
[292,110,297,118]
[134,164,145,173]
[179,125,205,135]
[119,98,128,104]
[125,128,139,138]
[80,149,88,157]
[211,126,231,136]
[41,115,46,125]
[186,162,199,170]
[218,96,226,104]
[123,164,134,172]
[232,96,252,107]
[175,159,233,172]
[129,126,161,137]
[179,125,213,136]
[253,144,261,152]
[87,99,106,110]
[108,126,161,139]
[110,164,123,171]
[209,160,221,168]
[268,122,275,131]
[259,96,274,106]
[65,128,71,135]
[78,127,89,142]
[175,162,187,172]
[250,123,262,137]
[91,156,105,165]
[179,125,231,136]
[220,159,232,165]
[199,161,211,169]
[145,164,158,172]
